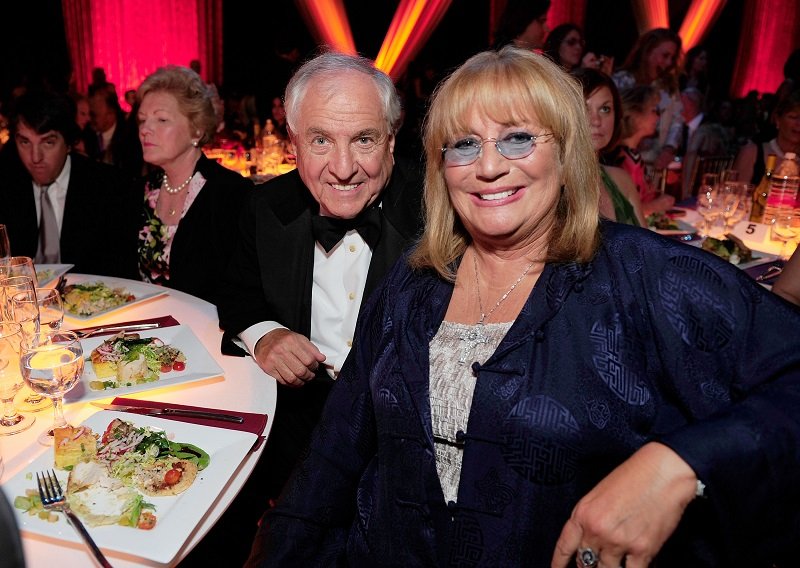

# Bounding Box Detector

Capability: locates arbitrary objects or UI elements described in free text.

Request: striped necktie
[35,184,60,263]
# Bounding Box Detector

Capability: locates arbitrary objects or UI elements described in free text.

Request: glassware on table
[723,184,751,230]
[772,211,800,261]
[3,279,52,413]
[696,185,724,238]
[19,330,83,445]
[0,225,10,259]
[720,169,739,184]
[8,288,40,340]
[0,322,35,436]
[0,256,37,286]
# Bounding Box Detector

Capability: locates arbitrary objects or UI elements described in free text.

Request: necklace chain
[473,251,535,325]
[163,173,194,195]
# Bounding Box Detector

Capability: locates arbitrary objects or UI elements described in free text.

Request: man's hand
[253,328,326,387]
[551,442,698,568]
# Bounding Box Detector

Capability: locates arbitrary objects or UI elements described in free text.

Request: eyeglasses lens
[443,134,548,166]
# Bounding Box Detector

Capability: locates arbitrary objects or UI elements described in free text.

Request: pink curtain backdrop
[730,0,800,97]
[62,0,222,103]
[547,1,586,30]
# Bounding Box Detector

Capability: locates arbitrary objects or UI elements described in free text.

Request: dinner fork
[36,469,113,568]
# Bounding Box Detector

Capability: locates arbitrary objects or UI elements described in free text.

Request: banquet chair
[686,154,735,198]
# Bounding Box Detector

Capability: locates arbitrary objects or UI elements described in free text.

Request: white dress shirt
[32,154,71,232]
[240,229,372,378]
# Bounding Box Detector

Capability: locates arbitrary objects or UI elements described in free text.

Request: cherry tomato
[160,363,172,373]
[172,361,186,372]
[101,420,119,444]
[126,294,136,302]
[137,511,157,530]
[164,468,182,486]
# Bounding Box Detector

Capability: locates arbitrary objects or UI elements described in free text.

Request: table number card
[729,221,771,243]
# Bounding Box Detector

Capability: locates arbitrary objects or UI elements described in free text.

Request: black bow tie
[311,206,382,252]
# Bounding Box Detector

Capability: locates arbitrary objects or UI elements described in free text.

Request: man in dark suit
[209,51,422,564]
[0,89,140,278]
[88,87,143,179]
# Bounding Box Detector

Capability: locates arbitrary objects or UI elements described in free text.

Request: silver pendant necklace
[458,250,535,364]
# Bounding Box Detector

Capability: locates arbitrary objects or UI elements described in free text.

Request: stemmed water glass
[14,288,63,331]
[0,322,35,436]
[696,189,724,238]
[773,211,800,261]
[19,330,83,445]
[0,256,38,286]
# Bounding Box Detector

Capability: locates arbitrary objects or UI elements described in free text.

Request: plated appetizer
[89,333,187,391]
[701,234,753,265]
[63,282,136,316]
[14,420,209,530]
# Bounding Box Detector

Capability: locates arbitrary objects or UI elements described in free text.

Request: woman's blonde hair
[410,46,601,281]
[137,65,217,146]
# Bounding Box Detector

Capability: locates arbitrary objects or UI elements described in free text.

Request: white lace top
[429,320,512,503]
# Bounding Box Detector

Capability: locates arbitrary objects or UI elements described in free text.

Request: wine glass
[8,289,40,340]
[0,225,10,259]
[19,330,83,445]
[772,211,800,261]
[33,288,64,331]
[0,322,35,436]
[3,279,52,413]
[0,256,38,286]
[696,187,724,237]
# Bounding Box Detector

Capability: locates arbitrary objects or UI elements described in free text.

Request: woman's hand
[551,442,698,568]
[253,328,326,387]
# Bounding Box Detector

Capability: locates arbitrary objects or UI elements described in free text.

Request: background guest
[573,67,645,226]
[734,89,800,185]
[88,87,142,178]
[0,89,139,277]
[606,84,675,215]
[136,65,253,305]
[491,0,551,50]
[613,28,684,170]
[213,50,423,566]
[679,45,710,96]
[680,86,733,196]
[250,46,800,568]
[544,24,585,71]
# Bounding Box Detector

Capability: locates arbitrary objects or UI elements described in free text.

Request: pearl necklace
[162,173,194,195]
[458,250,535,364]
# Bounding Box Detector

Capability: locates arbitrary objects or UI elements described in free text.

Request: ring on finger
[577,547,599,568]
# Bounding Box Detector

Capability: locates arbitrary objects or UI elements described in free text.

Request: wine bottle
[749,153,777,223]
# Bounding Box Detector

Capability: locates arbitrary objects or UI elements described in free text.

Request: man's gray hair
[284,50,402,135]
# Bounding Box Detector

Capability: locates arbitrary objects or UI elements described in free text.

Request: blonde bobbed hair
[409,46,601,281]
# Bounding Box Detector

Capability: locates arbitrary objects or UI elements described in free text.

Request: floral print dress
[138,173,205,284]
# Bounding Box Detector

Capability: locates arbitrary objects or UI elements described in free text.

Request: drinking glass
[8,289,40,340]
[20,330,83,445]
[772,211,800,261]
[696,187,724,237]
[1,275,36,320]
[0,322,34,436]
[720,169,739,184]
[34,288,63,330]
[0,256,37,286]
[0,225,10,259]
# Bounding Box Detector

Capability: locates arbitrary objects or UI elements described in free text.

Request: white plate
[34,263,74,286]
[63,275,167,321]
[653,219,697,236]
[64,325,223,403]
[4,411,256,565]
[735,251,779,270]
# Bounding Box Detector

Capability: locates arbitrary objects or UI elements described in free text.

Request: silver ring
[578,547,599,568]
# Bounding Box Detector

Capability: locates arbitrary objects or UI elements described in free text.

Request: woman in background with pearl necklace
[136,65,253,305]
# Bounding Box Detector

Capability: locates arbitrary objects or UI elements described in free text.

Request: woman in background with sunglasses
[250,47,800,568]
[544,24,614,75]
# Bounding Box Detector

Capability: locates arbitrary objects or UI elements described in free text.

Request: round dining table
[0,274,276,567]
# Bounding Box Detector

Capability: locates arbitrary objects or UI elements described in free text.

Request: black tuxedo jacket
[218,159,423,359]
[0,151,140,278]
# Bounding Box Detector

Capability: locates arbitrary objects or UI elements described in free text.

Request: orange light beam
[374,0,452,81]
[293,0,356,54]
[630,0,669,34]
[678,0,727,51]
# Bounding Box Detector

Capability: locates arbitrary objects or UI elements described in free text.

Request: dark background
[1,0,746,107]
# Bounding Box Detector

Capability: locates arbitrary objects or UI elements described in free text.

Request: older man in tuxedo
[217,50,422,527]
[0,90,139,278]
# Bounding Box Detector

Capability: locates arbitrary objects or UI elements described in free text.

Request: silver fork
[36,469,113,567]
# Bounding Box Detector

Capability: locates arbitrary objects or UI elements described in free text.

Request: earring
[192,140,198,147]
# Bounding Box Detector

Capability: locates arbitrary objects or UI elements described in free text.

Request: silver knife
[92,402,244,423]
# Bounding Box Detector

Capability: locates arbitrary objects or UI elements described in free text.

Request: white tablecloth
[0,274,276,567]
